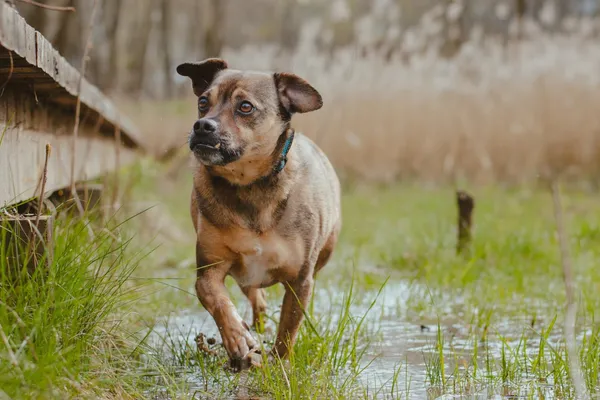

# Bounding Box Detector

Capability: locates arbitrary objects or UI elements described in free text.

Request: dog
[176,58,341,370]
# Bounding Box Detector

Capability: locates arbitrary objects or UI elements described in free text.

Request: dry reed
[120,15,600,185]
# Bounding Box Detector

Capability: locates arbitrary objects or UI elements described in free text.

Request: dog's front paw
[222,325,260,372]
[229,348,263,371]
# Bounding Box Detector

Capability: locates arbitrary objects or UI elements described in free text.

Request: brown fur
[177,58,341,370]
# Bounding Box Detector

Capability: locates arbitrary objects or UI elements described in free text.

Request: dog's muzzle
[189,118,222,152]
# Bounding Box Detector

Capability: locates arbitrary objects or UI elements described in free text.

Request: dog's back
[290,133,341,251]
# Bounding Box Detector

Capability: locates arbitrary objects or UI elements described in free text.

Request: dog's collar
[273,128,295,174]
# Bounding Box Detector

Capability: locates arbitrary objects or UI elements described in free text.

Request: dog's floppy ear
[274,72,323,114]
[176,58,228,96]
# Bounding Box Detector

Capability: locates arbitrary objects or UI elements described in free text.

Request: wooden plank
[0,2,16,56]
[0,66,39,73]
[0,72,47,80]
[0,3,143,208]
[0,1,142,150]
[35,32,59,83]
[0,123,136,206]
[32,82,62,91]
[0,3,36,65]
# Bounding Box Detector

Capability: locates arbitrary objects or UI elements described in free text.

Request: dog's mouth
[193,142,222,152]
[189,134,243,166]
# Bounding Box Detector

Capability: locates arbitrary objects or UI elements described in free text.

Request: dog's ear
[176,58,228,96]
[274,72,323,114]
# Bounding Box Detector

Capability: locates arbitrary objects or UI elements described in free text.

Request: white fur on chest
[229,232,301,288]
[238,243,271,287]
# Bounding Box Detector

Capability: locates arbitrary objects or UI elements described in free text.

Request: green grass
[3,160,600,398]
[0,211,154,398]
[342,183,600,307]
[129,166,600,399]
[142,277,397,400]
[340,183,600,397]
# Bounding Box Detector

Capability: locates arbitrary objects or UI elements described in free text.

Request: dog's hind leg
[271,274,314,359]
[241,286,267,333]
[313,226,340,278]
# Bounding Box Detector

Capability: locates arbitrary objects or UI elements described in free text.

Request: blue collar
[273,128,295,174]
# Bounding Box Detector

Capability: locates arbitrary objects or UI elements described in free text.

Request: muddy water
[148,280,570,399]
[148,281,431,397]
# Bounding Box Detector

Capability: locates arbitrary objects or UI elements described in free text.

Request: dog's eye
[199,96,209,111]
[238,101,254,115]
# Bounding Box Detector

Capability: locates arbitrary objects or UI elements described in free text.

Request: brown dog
[176,58,341,369]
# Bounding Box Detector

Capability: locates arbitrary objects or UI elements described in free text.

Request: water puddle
[145,279,582,399]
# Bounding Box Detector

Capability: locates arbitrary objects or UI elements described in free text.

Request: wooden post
[1,215,54,277]
[456,190,474,255]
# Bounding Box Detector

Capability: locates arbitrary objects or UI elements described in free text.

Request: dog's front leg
[195,266,258,369]
[271,275,314,358]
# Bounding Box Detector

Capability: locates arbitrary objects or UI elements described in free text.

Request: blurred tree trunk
[440,0,468,58]
[552,0,569,31]
[185,0,202,59]
[17,2,46,31]
[515,0,526,40]
[274,0,298,70]
[160,0,172,97]
[84,0,122,90]
[102,0,122,90]
[279,0,298,52]
[203,0,225,57]
[122,0,154,96]
[42,0,72,51]
[530,0,545,22]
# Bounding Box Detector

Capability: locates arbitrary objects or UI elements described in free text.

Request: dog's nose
[193,119,217,135]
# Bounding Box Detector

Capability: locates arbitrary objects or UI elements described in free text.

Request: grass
[3,160,600,399]
[143,278,400,400]
[20,20,600,400]
[337,183,600,397]
[105,163,600,399]
[5,3,600,398]
[0,212,150,398]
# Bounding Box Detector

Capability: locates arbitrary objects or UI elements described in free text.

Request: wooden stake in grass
[551,181,589,400]
[111,124,121,215]
[34,144,51,230]
[24,143,52,272]
[456,190,474,255]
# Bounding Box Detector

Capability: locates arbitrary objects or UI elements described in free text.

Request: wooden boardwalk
[0,2,142,206]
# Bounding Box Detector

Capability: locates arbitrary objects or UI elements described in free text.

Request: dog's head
[176,58,322,167]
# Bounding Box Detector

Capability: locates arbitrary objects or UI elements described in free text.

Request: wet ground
[146,279,577,399]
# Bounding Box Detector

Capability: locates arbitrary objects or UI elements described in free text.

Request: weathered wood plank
[0,66,38,73]
[0,124,136,206]
[0,3,36,67]
[0,1,142,149]
[0,2,144,208]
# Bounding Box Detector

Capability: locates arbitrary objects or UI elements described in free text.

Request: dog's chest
[227,230,303,288]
